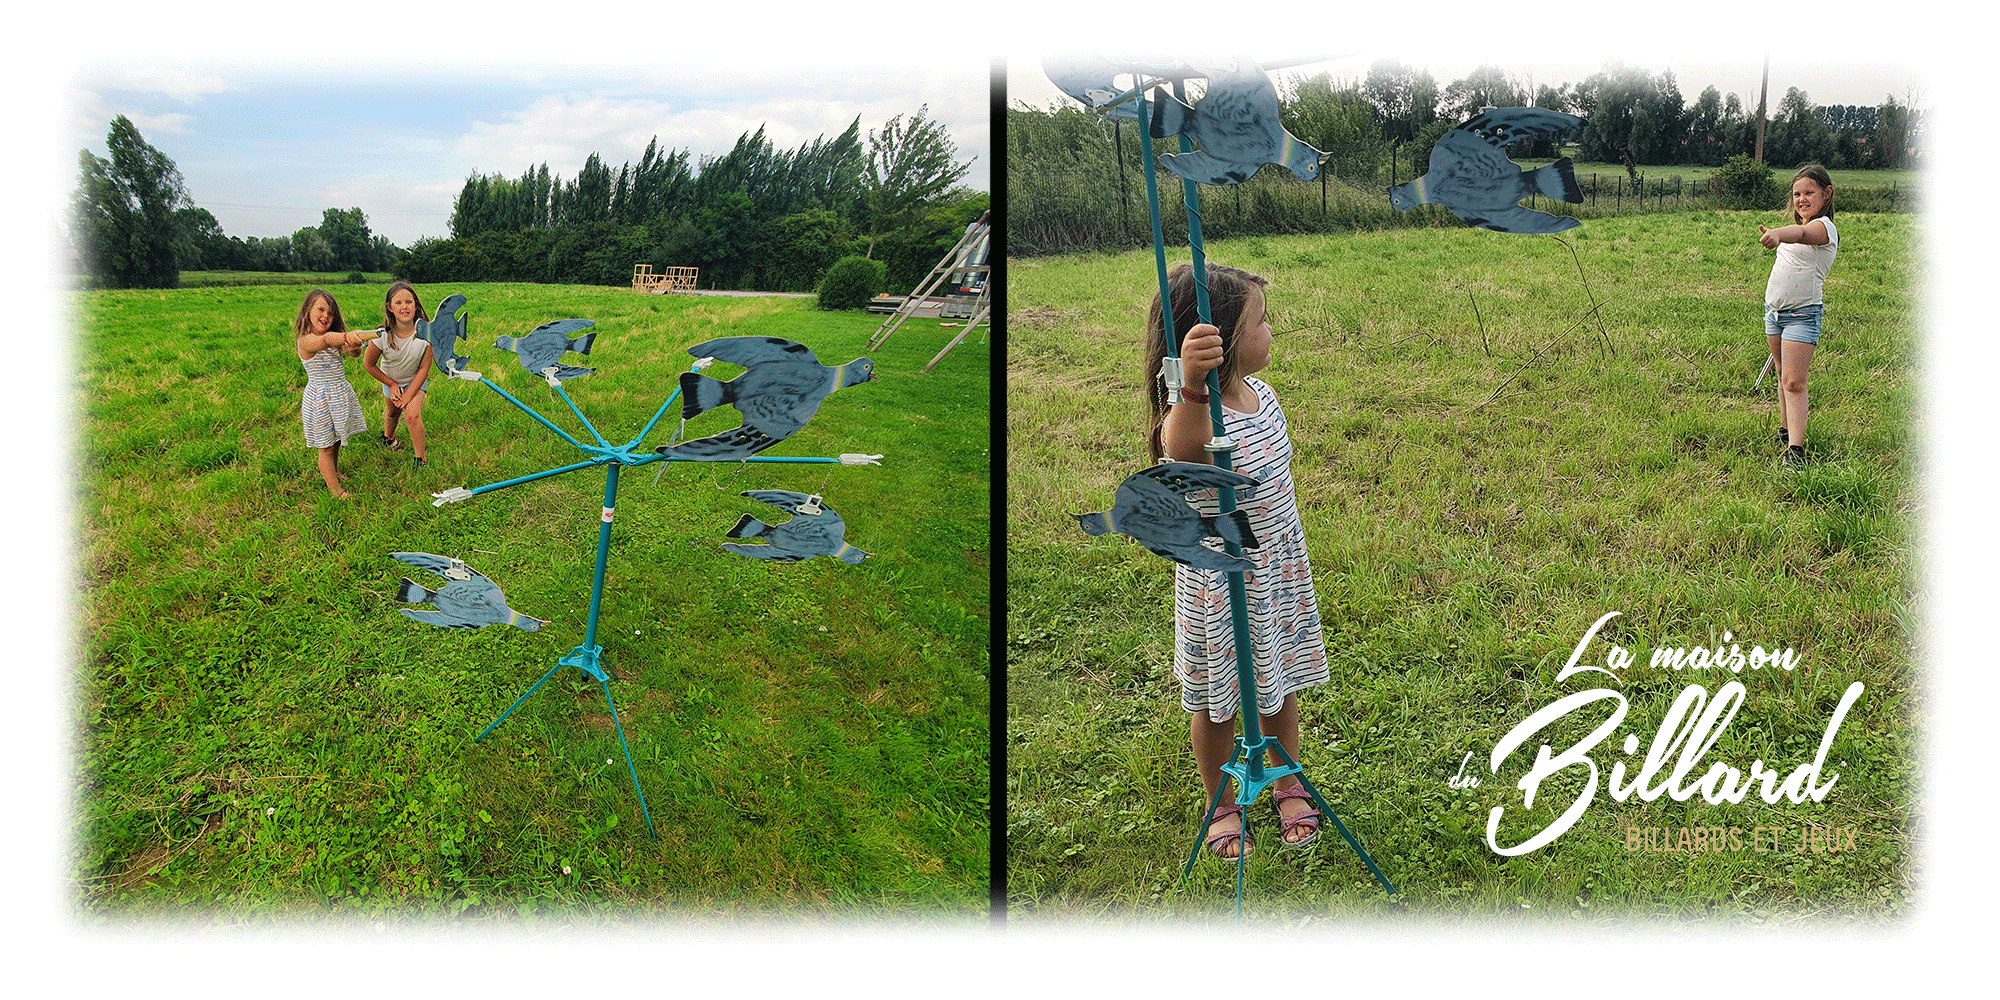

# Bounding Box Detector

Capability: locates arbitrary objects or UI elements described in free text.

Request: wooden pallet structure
[868,211,990,374]
[632,264,699,294]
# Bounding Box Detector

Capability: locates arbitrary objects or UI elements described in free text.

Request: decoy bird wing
[1475,108,1584,140]
[1457,205,1581,235]
[530,318,595,339]
[433,579,509,621]
[737,380,823,436]
[775,513,840,550]
[690,336,819,369]
[1116,481,1203,533]
[1434,127,1518,176]
[741,489,813,512]
[1044,55,1141,116]
[1133,461,1260,495]
[389,551,457,577]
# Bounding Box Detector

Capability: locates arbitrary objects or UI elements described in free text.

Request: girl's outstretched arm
[296,328,381,359]
[1758,219,1830,248]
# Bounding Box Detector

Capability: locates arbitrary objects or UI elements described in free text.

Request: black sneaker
[413,457,427,472]
[1773,428,1788,446]
[374,434,399,448]
[1782,448,1806,470]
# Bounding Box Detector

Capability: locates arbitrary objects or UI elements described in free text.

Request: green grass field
[1007,210,1918,927]
[72,282,990,925]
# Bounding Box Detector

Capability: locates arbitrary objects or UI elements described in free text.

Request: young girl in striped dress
[293,289,379,498]
[1143,262,1330,859]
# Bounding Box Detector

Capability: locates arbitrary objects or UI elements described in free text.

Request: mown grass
[72,281,990,926]
[1006,211,1918,928]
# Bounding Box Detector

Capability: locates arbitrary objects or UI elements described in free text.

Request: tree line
[413,106,978,294]
[69,106,980,297]
[1010,59,1923,256]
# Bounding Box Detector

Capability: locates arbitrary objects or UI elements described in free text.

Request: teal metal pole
[624,387,685,450]
[552,381,612,449]
[584,463,620,648]
[478,378,588,451]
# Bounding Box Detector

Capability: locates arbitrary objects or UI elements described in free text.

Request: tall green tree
[859,105,973,255]
[319,207,373,270]
[71,115,190,288]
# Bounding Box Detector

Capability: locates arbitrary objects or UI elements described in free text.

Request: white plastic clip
[443,559,472,581]
[839,453,884,466]
[1159,355,1187,406]
[450,367,482,381]
[540,365,564,388]
[431,486,474,507]
[798,494,824,515]
[692,356,716,372]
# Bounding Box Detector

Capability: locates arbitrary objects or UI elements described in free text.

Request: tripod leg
[1178,772,1238,887]
[474,661,566,743]
[600,677,658,841]
[1267,743,1396,895]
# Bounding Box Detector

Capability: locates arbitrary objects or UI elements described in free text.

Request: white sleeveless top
[375,329,428,383]
[1765,216,1839,311]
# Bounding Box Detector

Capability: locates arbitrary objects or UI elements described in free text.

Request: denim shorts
[1765,303,1823,345]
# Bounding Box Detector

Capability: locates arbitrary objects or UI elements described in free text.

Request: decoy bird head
[839,358,876,387]
[1073,511,1111,536]
[1283,138,1323,183]
[1387,176,1425,211]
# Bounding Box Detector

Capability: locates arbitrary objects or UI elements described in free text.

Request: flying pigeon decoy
[721,490,869,564]
[1149,55,1325,186]
[1388,108,1585,233]
[655,337,874,461]
[494,318,597,381]
[421,294,472,375]
[1073,462,1264,572]
[388,551,546,631]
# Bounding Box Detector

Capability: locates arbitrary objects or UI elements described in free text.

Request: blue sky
[66,62,991,249]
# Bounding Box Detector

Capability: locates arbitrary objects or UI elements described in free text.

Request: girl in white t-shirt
[363,281,435,471]
[1758,164,1838,469]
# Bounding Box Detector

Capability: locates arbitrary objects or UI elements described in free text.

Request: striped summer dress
[300,344,368,448]
[1173,376,1329,722]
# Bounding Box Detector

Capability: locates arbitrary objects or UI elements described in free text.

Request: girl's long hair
[1790,164,1835,226]
[1142,262,1269,464]
[293,289,364,356]
[381,280,430,333]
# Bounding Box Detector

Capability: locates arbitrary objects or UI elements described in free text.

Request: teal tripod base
[1177,735,1396,909]
[473,643,659,842]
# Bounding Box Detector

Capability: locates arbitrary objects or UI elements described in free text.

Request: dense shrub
[1710,154,1786,210]
[816,255,885,310]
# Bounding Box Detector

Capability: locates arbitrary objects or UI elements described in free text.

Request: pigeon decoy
[655,337,874,461]
[1150,56,1325,186]
[389,552,546,631]
[494,318,597,381]
[1388,108,1585,233]
[721,490,868,564]
[1073,462,1264,572]
[421,294,472,375]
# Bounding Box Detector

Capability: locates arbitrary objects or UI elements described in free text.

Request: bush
[816,255,885,310]
[1710,154,1786,210]
[344,271,366,285]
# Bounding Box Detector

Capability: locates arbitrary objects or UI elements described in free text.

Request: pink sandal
[1273,785,1321,849]
[1204,803,1254,859]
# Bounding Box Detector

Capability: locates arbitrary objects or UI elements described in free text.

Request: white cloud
[106,68,232,103]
